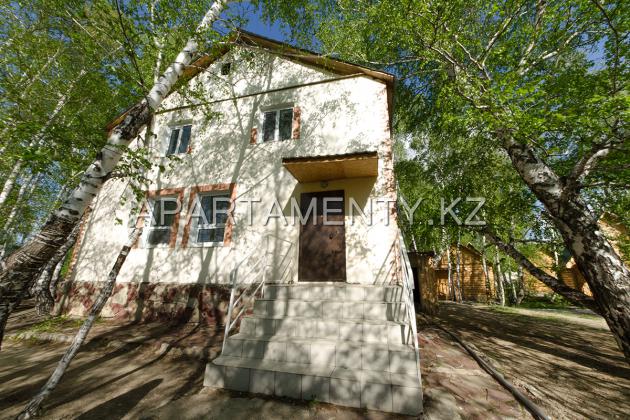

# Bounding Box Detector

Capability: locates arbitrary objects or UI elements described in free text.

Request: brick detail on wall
[56,281,233,326]
[144,187,186,248]
[181,182,237,248]
[292,106,301,140]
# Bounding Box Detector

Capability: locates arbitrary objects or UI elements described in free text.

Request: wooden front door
[298,190,346,282]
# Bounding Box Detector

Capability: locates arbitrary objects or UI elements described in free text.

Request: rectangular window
[145,196,179,246]
[192,192,230,245]
[166,125,192,155]
[262,108,293,142]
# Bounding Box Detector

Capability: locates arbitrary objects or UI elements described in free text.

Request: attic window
[221,62,231,75]
[263,108,294,142]
[166,125,192,156]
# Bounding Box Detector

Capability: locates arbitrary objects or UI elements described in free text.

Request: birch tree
[0,0,231,348]
[491,246,505,306]
[308,0,630,359]
[18,227,142,419]
[32,223,81,316]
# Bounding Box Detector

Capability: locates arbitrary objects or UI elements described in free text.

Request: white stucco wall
[72,45,398,286]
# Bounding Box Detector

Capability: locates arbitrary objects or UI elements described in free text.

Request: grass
[517,296,573,310]
[21,316,85,334]
[486,302,602,322]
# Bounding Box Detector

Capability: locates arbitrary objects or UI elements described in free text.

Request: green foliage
[274,0,628,272]
[0,0,242,249]
[518,295,572,309]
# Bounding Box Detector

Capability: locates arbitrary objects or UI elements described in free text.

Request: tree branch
[561,142,613,201]
[479,3,524,67]
[484,230,600,313]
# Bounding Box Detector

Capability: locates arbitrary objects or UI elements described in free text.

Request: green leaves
[268,0,628,263]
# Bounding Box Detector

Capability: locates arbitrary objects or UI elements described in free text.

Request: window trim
[182,183,237,248]
[165,124,192,156]
[261,107,294,143]
[189,191,231,246]
[135,188,185,249]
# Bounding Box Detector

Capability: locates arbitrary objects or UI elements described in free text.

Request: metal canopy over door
[298,190,346,282]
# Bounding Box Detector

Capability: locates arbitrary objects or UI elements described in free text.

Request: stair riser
[204,364,422,415]
[264,285,403,302]
[223,337,417,373]
[240,317,413,345]
[253,300,408,322]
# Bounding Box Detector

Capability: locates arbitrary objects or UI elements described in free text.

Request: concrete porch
[204,283,423,415]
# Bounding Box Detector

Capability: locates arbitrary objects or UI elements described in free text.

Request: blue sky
[222,2,291,43]
[219,3,606,70]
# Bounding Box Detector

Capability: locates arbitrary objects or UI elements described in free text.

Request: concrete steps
[222,333,417,372]
[240,315,414,344]
[253,299,408,322]
[204,283,422,415]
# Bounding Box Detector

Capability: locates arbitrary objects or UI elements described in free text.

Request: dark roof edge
[107,30,394,131]
[282,151,379,164]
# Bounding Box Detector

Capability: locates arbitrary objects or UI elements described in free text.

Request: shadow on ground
[431,302,630,420]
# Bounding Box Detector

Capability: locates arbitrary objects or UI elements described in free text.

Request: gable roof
[107,30,395,131]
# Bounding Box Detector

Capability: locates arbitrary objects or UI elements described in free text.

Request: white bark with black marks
[485,231,599,312]
[507,271,517,303]
[516,265,525,305]
[0,174,40,262]
[0,165,22,209]
[0,70,85,209]
[494,247,506,306]
[18,227,142,419]
[455,238,463,302]
[0,0,230,349]
[480,236,491,299]
[446,246,454,301]
[48,260,64,303]
[32,223,81,316]
[501,135,630,360]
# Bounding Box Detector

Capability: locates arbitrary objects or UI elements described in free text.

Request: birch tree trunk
[0,69,84,209]
[516,265,525,305]
[480,236,491,301]
[446,246,454,301]
[551,249,561,302]
[502,135,630,360]
[494,247,506,306]
[455,238,463,302]
[48,260,64,302]
[18,227,142,419]
[0,173,40,262]
[0,165,23,209]
[485,231,598,312]
[0,0,230,349]
[507,271,517,304]
[0,48,62,153]
[32,223,81,316]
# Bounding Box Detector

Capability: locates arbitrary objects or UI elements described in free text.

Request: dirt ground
[0,302,526,419]
[433,302,630,420]
[4,302,626,419]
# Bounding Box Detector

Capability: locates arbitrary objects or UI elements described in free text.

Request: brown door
[298,190,346,282]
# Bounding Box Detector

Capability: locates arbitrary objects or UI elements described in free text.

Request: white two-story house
[60,31,422,415]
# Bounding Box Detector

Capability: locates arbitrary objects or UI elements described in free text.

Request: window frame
[261,107,294,143]
[142,194,181,248]
[165,124,192,156]
[189,191,231,247]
